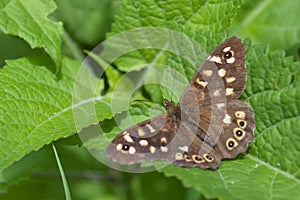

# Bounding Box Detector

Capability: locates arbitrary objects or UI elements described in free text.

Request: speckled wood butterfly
[106,36,255,169]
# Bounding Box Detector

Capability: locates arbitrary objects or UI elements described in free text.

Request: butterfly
[106,36,255,169]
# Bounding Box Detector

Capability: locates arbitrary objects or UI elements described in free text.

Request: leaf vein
[247,154,300,183]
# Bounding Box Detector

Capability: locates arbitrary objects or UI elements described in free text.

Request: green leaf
[230,0,300,50]
[112,0,243,34]
[162,156,300,200]
[104,0,243,104]
[54,0,120,45]
[0,32,43,67]
[0,0,63,72]
[0,147,50,193]
[0,57,112,172]
[159,40,300,200]
[108,0,243,72]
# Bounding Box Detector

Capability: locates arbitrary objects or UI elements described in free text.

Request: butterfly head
[164,99,181,119]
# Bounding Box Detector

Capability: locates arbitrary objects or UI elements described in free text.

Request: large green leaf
[0,57,112,172]
[0,0,62,72]
[230,0,300,50]
[103,0,243,104]
[54,0,120,45]
[108,0,243,72]
[104,1,300,199]
[103,34,300,199]
[159,40,300,199]
[100,28,300,200]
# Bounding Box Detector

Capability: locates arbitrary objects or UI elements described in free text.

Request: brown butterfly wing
[179,36,246,108]
[106,114,180,164]
[171,100,255,169]
[170,36,255,168]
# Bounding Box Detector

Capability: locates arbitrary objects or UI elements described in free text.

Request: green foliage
[160,39,300,199]
[0,0,299,199]
[230,0,300,51]
[54,0,119,46]
[0,54,113,186]
[0,0,63,72]
[109,0,243,72]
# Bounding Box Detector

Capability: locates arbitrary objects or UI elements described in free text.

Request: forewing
[180,36,246,108]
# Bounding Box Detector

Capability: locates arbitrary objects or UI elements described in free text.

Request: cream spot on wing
[128,146,136,154]
[203,69,213,77]
[116,143,122,151]
[196,78,208,87]
[149,146,156,154]
[213,89,221,97]
[237,119,247,129]
[235,111,246,119]
[226,57,235,64]
[192,155,205,163]
[175,152,184,160]
[233,128,245,140]
[145,124,156,133]
[139,140,149,146]
[161,137,167,144]
[218,68,226,77]
[178,146,188,152]
[226,77,236,83]
[203,154,214,162]
[223,114,232,124]
[226,138,238,150]
[124,133,134,143]
[209,56,222,64]
[137,128,146,137]
[184,154,192,162]
[216,103,225,109]
[161,128,169,132]
[161,146,168,152]
[223,46,231,52]
[226,88,234,96]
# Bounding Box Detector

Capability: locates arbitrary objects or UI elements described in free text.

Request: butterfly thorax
[164,99,181,121]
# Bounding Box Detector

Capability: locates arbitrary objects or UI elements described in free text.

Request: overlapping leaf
[0,0,63,72]
[107,0,243,72]
[230,0,300,50]
[0,57,112,172]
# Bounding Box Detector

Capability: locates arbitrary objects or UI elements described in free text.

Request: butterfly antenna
[169,69,177,103]
[133,99,152,103]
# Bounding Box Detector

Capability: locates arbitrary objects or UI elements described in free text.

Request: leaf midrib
[246,154,300,183]
[3,96,109,163]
